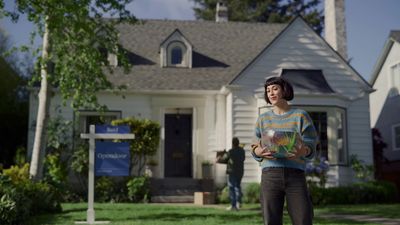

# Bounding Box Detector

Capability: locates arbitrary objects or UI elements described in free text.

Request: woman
[251,76,318,225]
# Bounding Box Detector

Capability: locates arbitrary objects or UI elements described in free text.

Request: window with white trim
[392,123,400,151]
[76,111,121,133]
[167,41,187,67]
[389,63,400,97]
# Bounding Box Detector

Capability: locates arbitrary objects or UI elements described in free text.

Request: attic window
[167,41,187,67]
[171,46,183,65]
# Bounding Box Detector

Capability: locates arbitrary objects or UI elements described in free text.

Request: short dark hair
[264,76,294,104]
[232,137,240,147]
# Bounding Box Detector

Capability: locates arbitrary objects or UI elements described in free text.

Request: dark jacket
[226,146,245,178]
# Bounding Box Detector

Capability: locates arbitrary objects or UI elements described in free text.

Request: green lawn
[30,203,399,225]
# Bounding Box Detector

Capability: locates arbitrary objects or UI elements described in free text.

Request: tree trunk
[29,19,51,181]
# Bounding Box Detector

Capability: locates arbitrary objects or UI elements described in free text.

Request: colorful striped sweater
[252,108,318,171]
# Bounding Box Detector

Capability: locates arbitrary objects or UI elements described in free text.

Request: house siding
[28,91,218,179]
[370,41,400,160]
[231,18,372,185]
[370,42,400,127]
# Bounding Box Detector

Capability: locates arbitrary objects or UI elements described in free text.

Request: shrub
[243,182,260,203]
[0,194,17,224]
[350,154,374,182]
[112,117,160,176]
[127,176,150,203]
[216,186,229,204]
[95,177,114,202]
[310,180,398,205]
[0,164,62,224]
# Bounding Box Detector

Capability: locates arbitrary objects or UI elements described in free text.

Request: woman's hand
[252,141,276,159]
[288,140,310,159]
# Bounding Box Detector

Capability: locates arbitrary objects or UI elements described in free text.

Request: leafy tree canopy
[192,0,324,34]
[2,0,136,110]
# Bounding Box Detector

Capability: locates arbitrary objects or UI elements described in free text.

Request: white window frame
[392,123,400,151]
[301,106,347,165]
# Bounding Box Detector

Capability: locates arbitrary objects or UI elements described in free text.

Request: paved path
[320,214,400,225]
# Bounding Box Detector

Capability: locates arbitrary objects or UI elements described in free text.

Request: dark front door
[164,114,192,177]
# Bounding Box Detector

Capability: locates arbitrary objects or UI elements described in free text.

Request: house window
[393,123,400,151]
[167,41,186,67]
[389,63,400,97]
[77,111,121,133]
[309,112,328,160]
[302,107,347,165]
[171,46,183,65]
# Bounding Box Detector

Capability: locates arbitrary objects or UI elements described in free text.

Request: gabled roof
[108,20,286,91]
[370,30,400,85]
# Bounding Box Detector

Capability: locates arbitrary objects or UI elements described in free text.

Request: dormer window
[171,46,183,65]
[167,42,187,67]
[160,29,192,68]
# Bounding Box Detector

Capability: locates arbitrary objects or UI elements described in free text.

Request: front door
[164,114,192,177]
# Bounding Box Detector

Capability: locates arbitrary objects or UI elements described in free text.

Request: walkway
[320,213,400,225]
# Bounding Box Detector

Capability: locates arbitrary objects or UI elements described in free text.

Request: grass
[30,203,400,225]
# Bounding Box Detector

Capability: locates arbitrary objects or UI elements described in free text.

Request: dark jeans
[261,167,313,225]
[227,174,242,208]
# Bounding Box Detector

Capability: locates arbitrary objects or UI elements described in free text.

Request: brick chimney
[324,0,348,60]
[216,1,228,22]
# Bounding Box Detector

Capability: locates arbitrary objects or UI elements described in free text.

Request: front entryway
[164,114,192,177]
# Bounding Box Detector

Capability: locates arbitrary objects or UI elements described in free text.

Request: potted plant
[201,160,213,179]
[145,158,158,176]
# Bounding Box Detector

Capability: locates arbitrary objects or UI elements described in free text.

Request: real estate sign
[95,125,131,176]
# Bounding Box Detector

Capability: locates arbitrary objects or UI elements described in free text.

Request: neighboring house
[369,30,400,188]
[28,2,373,190]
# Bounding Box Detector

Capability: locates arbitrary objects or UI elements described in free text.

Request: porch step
[149,178,214,203]
[151,195,194,203]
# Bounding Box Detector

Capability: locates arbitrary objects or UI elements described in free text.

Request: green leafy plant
[126,176,150,203]
[95,177,114,202]
[112,117,160,176]
[0,194,17,224]
[243,182,261,203]
[350,154,374,182]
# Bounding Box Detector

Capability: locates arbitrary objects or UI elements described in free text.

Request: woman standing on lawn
[251,76,318,225]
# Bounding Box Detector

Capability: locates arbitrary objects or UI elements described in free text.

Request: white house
[369,30,400,188]
[28,1,374,197]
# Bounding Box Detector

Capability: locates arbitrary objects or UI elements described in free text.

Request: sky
[1,0,400,82]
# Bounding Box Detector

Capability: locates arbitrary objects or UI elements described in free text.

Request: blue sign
[95,125,130,134]
[95,141,130,176]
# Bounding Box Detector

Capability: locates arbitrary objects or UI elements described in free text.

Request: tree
[192,0,324,34]
[372,128,388,180]
[1,0,136,181]
[0,26,30,169]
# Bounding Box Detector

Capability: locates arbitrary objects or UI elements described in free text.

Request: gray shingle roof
[109,20,286,91]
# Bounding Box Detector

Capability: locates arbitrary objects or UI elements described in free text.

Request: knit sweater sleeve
[251,116,264,162]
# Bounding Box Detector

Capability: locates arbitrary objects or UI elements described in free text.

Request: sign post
[76,125,134,224]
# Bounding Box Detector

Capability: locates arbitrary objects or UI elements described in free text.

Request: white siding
[370,41,400,160]
[235,18,368,100]
[27,91,216,180]
[231,18,372,186]
[370,42,400,126]
[228,88,261,184]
